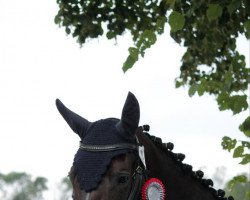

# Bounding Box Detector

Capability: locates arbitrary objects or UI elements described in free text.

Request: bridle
[128,160,147,200]
[79,134,148,200]
[79,143,138,152]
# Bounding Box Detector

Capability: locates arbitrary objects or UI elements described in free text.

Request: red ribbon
[141,178,166,200]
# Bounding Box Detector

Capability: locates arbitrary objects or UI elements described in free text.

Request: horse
[56,92,234,200]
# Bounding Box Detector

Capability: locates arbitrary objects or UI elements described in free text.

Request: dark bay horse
[56,92,234,200]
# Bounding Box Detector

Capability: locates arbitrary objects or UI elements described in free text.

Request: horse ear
[56,99,90,139]
[117,92,140,139]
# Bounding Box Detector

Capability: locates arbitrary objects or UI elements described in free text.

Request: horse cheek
[111,183,131,200]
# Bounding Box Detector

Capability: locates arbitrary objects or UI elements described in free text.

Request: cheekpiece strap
[79,142,138,152]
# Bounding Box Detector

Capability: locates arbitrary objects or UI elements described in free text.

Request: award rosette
[141,178,166,200]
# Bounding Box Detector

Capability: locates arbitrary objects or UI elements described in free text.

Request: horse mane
[141,125,234,200]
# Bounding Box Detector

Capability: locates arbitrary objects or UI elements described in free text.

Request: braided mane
[142,125,234,200]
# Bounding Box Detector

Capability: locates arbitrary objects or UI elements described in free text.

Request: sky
[0,0,249,197]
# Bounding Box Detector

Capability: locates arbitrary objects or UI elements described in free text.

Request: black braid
[141,125,234,200]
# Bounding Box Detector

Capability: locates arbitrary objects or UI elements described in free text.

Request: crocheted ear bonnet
[56,92,140,192]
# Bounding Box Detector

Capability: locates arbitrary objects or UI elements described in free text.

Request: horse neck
[136,130,222,200]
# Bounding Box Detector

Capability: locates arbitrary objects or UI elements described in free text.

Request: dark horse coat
[56,92,234,200]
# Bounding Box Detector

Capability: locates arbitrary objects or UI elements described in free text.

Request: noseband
[79,137,148,200]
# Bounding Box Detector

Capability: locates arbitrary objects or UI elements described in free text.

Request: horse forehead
[108,154,136,173]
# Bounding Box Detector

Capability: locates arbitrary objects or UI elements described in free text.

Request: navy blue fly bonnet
[56,92,140,192]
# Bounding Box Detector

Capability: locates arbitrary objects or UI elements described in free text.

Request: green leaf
[197,84,205,96]
[188,84,198,97]
[175,80,184,88]
[123,55,137,73]
[156,17,167,34]
[233,175,247,182]
[169,11,185,32]
[128,47,139,60]
[224,71,233,90]
[217,93,248,114]
[227,175,247,189]
[233,146,244,158]
[230,95,248,115]
[182,51,191,62]
[241,141,250,149]
[65,27,71,34]
[244,20,250,39]
[136,30,157,57]
[239,116,250,137]
[221,136,237,152]
[54,15,61,24]
[106,31,116,39]
[141,30,157,47]
[240,154,250,164]
[217,92,230,111]
[243,0,250,15]
[166,0,176,8]
[227,0,241,15]
[206,4,223,22]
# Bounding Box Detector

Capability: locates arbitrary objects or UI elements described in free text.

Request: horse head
[56,92,234,200]
[56,92,143,200]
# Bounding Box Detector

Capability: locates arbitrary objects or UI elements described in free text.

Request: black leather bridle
[79,137,147,200]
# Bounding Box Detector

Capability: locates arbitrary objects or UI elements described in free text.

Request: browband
[79,142,138,152]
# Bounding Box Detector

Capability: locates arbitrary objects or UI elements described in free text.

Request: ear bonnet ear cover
[56,92,140,192]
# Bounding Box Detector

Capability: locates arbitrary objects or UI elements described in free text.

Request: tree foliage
[221,116,250,165]
[57,177,72,200]
[211,167,250,200]
[54,0,250,177]
[0,172,48,200]
[224,174,250,200]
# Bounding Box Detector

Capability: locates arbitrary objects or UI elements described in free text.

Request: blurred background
[0,0,249,199]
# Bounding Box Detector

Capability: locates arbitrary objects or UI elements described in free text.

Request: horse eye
[118,174,130,184]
